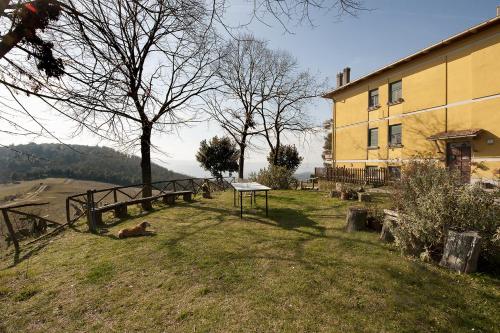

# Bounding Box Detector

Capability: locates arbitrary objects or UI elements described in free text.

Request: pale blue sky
[1,1,499,177]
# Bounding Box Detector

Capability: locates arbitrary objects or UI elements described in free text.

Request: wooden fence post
[113,189,118,203]
[86,190,96,233]
[1,209,20,253]
[65,197,71,224]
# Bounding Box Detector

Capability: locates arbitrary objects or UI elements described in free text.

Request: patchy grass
[84,262,116,284]
[0,190,498,332]
[13,286,39,302]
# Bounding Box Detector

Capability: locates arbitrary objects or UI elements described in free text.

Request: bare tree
[0,0,63,70]
[249,0,365,32]
[258,50,323,166]
[206,35,277,179]
[0,0,66,140]
[24,0,221,209]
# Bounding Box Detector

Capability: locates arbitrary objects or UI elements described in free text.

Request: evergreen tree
[196,136,239,179]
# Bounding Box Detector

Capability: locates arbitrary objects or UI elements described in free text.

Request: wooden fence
[66,177,235,225]
[0,202,66,254]
[315,167,389,186]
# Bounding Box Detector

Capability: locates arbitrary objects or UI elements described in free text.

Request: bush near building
[250,165,298,190]
[391,158,499,269]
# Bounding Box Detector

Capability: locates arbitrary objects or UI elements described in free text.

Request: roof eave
[322,16,500,99]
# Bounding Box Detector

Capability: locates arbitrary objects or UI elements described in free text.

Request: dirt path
[9,184,49,205]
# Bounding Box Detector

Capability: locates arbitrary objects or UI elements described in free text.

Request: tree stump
[439,230,482,274]
[201,181,211,198]
[163,195,175,205]
[379,220,395,242]
[358,192,371,202]
[114,204,128,218]
[329,190,340,198]
[379,209,398,242]
[183,192,192,202]
[345,207,367,232]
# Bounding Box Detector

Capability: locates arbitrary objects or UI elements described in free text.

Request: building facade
[323,15,500,184]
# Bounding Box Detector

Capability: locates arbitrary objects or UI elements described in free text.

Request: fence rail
[66,177,235,225]
[315,167,389,186]
[1,202,65,254]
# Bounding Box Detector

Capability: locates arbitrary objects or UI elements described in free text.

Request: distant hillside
[294,171,314,180]
[0,143,190,185]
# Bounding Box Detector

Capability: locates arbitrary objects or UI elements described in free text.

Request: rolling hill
[0,143,189,185]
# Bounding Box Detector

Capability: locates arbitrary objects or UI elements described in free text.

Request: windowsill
[367,146,379,150]
[389,144,403,149]
[367,105,381,111]
[387,98,404,106]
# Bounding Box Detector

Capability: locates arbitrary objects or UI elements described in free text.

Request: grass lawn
[0,190,499,332]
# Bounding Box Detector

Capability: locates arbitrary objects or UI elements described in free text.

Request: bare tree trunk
[141,124,153,211]
[0,0,10,19]
[238,141,246,180]
[272,134,281,165]
[0,25,24,60]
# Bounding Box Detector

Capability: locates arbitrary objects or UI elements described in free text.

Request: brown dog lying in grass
[118,221,152,239]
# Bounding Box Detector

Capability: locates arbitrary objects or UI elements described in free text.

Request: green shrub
[392,158,499,264]
[249,165,298,190]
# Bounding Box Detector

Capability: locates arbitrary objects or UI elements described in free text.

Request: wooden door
[446,142,471,183]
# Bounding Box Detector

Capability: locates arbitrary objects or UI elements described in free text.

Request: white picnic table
[231,182,271,218]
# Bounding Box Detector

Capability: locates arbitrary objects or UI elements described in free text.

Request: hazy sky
[1,0,498,177]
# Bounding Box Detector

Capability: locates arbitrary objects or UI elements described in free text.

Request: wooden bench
[92,191,193,225]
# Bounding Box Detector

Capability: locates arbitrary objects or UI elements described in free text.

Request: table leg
[265,190,268,217]
[240,191,243,218]
[254,191,256,205]
[233,188,236,207]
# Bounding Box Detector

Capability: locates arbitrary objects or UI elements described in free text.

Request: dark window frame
[368,88,379,108]
[368,127,379,148]
[389,80,402,104]
[389,124,402,146]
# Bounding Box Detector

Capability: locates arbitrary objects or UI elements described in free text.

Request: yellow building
[323,14,500,185]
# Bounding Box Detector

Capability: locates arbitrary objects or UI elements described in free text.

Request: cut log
[329,190,340,198]
[345,207,367,232]
[379,209,398,242]
[114,204,128,218]
[340,191,349,201]
[379,220,395,242]
[183,192,192,202]
[163,195,175,205]
[358,192,371,202]
[440,230,482,274]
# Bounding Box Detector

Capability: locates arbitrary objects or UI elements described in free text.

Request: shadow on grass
[95,229,158,240]
[249,207,326,235]
[1,226,67,270]
[88,201,195,238]
[176,201,385,248]
[379,261,500,330]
